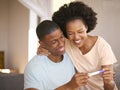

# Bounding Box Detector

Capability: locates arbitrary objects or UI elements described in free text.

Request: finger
[77,78,88,86]
[102,72,113,77]
[75,73,89,80]
[102,74,113,81]
[103,70,113,75]
[76,72,88,76]
[103,67,113,72]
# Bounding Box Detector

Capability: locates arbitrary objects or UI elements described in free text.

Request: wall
[79,0,120,63]
[0,0,8,67]
[0,0,29,73]
[7,0,29,73]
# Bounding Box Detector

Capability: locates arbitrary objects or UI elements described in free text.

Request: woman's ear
[85,25,88,31]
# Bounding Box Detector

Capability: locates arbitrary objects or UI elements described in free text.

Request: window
[28,10,40,61]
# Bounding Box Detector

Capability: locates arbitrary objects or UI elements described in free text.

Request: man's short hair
[36,20,60,40]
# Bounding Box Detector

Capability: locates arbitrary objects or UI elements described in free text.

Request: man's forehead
[43,29,63,41]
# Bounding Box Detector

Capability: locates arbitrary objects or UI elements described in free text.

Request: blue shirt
[24,53,75,90]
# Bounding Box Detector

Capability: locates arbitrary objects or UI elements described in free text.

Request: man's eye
[51,41,57,44]
[67,33,73,35]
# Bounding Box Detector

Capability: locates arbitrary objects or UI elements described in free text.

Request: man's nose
[58,40,64,47]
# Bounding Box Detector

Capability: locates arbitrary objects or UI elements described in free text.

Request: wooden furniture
[0,51,4,69]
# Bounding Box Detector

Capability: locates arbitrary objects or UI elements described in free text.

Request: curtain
[18,0,52,21]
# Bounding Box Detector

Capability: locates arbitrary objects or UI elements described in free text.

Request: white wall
[78,0,120,63]
[52,0,75,12]
[0,0,29,73]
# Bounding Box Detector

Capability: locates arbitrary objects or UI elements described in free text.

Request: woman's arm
[102,65,116,90]
[37,45,51,56]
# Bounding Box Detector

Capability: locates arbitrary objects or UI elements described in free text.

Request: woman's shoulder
[94,36,111,50]
[97,36,109,45]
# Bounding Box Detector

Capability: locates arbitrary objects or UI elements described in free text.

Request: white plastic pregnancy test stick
[88,70,105,77]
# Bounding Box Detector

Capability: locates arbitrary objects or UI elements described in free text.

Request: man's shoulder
[30,55,46,62]
[25,55,48,73]
[26,55,47,68]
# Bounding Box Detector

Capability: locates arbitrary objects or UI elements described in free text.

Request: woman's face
[66,19,88,48]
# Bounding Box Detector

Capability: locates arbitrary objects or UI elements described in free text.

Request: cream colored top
[65,36,118,90]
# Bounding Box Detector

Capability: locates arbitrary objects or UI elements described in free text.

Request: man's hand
[68,73,89,89]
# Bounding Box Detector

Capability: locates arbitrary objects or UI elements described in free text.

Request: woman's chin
[74,42,82,48]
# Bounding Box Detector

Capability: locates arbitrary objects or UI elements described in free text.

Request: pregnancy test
[88,70,105,77]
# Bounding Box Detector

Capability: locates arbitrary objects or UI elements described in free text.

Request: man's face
[40,28,65,56]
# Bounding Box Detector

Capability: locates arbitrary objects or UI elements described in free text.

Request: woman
[38,1,118,90]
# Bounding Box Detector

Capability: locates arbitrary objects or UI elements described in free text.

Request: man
[24,20,87,90]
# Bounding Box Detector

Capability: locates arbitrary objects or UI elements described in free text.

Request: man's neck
[48,54,63,63]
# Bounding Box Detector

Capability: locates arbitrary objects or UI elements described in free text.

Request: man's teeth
[75,40,81,43]
[59,47,64,51]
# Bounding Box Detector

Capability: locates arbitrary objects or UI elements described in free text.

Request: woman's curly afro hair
[52,1,97,37]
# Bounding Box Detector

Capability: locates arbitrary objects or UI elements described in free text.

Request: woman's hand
[37,45,51,56]
[102,65,115,90]
[102,65,114,84]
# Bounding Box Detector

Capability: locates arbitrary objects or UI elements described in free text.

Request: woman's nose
[74,33,79,39]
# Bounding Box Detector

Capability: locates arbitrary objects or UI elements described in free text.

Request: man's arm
[25,88,37,90]
[55,73,89,90]
[102,65,116,90]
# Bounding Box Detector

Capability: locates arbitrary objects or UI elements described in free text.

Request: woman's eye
[78,31,84,33]
[78,32,82,33]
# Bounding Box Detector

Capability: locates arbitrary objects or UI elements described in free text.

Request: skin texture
[40,28,65,56]
[66,19,97,55]
[40,28,65,63]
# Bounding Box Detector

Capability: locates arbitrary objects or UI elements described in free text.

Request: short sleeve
[24,63,44,90]
[98,37,117,65]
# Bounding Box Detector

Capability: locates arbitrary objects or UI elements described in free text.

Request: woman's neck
[79,36,97,55]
